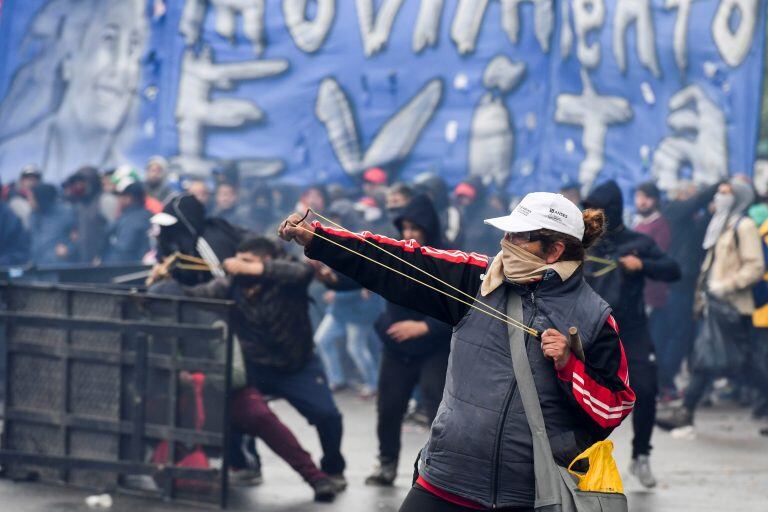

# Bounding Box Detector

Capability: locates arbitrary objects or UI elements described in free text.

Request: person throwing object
[279,192,635,511]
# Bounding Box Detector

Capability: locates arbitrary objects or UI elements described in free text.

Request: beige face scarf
[480,238,581,296]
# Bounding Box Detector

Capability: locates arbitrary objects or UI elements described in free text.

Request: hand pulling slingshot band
[285,209,541,338]
[114,253,222,284]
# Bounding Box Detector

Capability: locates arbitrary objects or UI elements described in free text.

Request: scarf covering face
[480,238,581,296]
[702,181,755,250]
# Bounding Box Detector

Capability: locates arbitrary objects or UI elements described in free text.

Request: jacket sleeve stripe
[557,315,636,428]
[565,357,635,427]
[313,222,489,268]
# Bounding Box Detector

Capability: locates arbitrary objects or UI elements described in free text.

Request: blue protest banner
[0,0,764,198]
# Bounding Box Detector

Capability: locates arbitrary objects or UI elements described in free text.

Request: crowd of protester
[3,156,768,503]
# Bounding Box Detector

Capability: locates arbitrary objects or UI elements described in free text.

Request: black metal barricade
[0,282,234,508]
[0,263,152,285]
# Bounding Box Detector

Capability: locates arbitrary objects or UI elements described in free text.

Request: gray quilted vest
[418,267,611,509]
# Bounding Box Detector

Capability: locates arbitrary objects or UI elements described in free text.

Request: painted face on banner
[64,0,147,132]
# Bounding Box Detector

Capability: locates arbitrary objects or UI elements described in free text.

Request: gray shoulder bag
[505,294,628,512]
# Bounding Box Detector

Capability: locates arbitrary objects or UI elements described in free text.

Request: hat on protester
[112,165,141,191]
[453,181,478,200]
[20,164,42,179]
[363,167,387,185]
[484,192,584,241]
[146,155,169,170]
[116,181,145,201]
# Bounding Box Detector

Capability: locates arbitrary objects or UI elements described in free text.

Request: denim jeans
[315,313,380,390]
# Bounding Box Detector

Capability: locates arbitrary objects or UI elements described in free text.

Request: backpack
[750,219,768,326]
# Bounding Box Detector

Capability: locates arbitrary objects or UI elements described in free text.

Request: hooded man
[63,166,109,264]
[150,194,247,286]
[361,194,453,487]
[29,183,75,265]
[583,180,680,489]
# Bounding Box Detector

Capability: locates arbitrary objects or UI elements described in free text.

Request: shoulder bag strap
[506,292,563,509]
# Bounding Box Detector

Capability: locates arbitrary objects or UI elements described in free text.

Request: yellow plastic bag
[567,440,624,493]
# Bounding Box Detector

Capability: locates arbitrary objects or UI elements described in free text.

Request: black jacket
[157,195,248,285]
[375,195,452,359]
[584,181,681,358]
[184,254,316,373]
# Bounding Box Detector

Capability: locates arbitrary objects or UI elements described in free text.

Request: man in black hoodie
[365,194,453,487]
[583,180,680,489]
[150,194,248,286]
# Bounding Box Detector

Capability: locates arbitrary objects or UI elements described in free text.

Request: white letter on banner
[561,0,574,59]
[283,0,335,53]
[613,0,661,76]
[651,85,727,191]
[555,69,633,192]
[413,0,444,53]
[451,0,489,54]
[355,0,405,57]
[712,0,759,67]
[451,0,554,54]
[180,0,267,54]
[666,0,698,73]
[175,47,289,175]
[180,0,207,45]
[469,56,527,186]
[502,0,554,52]
[573,0,605,69]
[316,78,443,176]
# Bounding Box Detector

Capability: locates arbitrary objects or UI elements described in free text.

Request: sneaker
[326,473,347,492]
[358,386,377,400]
[329,383,348,392]
[312,478,338,502]
[655,406,693,431]
[629,455,657,489]
[228,468,263,487]
[364,461,397,486]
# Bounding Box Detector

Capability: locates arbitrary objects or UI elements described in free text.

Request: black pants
[628,358,658,458]
[399,484,533,512]
[378,348,449,463]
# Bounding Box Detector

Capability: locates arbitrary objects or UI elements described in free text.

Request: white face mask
[713,192,735,213]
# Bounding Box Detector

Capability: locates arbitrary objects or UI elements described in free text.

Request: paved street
[1,392,767,511]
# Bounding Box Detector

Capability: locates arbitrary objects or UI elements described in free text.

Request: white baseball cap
[484,192,584,240]
[150,212,178,227]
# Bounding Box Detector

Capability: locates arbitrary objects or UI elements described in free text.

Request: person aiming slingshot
[279,192,635,512]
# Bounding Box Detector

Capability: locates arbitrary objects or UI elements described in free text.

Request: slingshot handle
[568,326,586,362]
